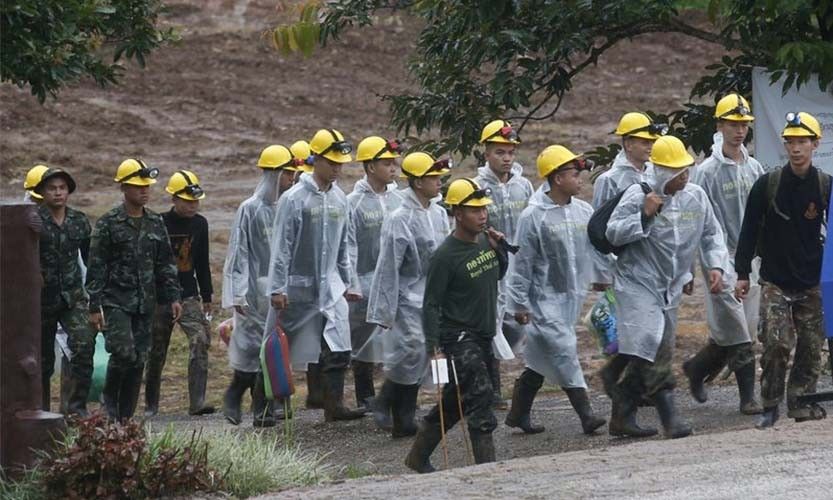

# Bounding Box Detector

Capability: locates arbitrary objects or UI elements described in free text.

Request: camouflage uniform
[86,204,181,420]
[147,297,211,413]
[38,204,95,413]
[758,283,826,418]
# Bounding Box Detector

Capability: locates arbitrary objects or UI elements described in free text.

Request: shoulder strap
[766,168,781,210]
[639,182,652,194]
[817,169,830,211]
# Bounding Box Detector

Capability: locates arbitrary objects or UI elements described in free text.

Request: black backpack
[588,182,653,255]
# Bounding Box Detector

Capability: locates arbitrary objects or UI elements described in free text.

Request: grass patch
[0,468,47,500]
[149,425,331,498]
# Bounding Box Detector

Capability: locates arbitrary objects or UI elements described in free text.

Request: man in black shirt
[145,170,215,416]
[735,111,829,428]
[405,178,508,473]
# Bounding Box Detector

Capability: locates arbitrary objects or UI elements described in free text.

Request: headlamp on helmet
[783,111,820,138]
[486,125,520,143]
[460,186,492,206]
[373,139,405,161]
[120,160,159,183]
[718,104,751,120]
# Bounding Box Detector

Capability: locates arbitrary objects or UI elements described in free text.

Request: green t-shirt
[422,233,507,352]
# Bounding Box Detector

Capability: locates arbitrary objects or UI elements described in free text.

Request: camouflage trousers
[758,282,825,417]
[42,299,96,396]
[102,306,154,369]
[146,298,211,400]
[616,313,677,401]
[424,336,498,434]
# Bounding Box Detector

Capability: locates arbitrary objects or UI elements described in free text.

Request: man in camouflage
[34,167,96,415]
[735,111,830,427]
[87,158,182,422]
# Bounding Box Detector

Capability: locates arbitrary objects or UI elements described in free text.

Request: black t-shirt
[162,209,213,302]
[423,233,507,352]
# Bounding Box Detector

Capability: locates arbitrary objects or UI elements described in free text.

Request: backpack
[588,182,653,256]
[757,167,831,253]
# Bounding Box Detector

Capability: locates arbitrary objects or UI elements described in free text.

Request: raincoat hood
[254,168,283,204]
[528,182,568,210]
[710,132,750,166]
[478,162,525,185]
[650,162,689,199]
[611,149,646,173]
[352,176,398,196]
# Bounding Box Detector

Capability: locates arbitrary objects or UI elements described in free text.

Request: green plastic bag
[88,333,109,402]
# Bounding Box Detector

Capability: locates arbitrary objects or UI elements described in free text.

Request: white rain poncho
[365,188,450,384]
[265,172,353,369]
[691,132,766,345]
[222,169,282,372]
[591,150,655,284]
[607,163,730,362]
[347,177,404,362]
[506,184,596,388]
[474,163,534,358]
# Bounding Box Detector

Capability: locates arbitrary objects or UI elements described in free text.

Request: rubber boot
[42,373,51,411]
[564,387,606,435]
[505,378,545,434]
[252,372,277,428]
[756,405,779,429]
[392,384,419,438]
[469,430,496,464]
[371,379,395,431]
[323,369,367,422]
[652,389,692,439]
[682,343,725,403]
[187,358,215,416]
[404,420,443,473]
[103,362,122,421]
[59,359,72,414]
[118,365,144,422]
[352,361,376,409]
[734,362,763,415]
[223,370,255,425]
[490,358,507,410]
[305,363,324,409]
[143,368,161,417]
[66,374,90,417]
[608,397,658,438]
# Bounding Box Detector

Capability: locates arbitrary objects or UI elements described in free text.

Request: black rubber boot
[653,389,692,439]
[103,362,122,421]
[405,420,443,473]
[66,373,90,417]
[42,373,51,411]
[756,405,779,429]
[392,384,419,438]
[223,370,255,425]
[143,368,161,417]
[469,430,496,464]
[305,363,324,409]
[608,397,658,438]
[734,362,763,415]
[188,356,215,416]
[323,369,367,422]
[252,372,277,428]
[352,361,376,409]
[118,365,144,422]
[489,358,507,410]
[682,343,725,403]
[564,387,606,435]
[505,377,544,434]
[371,379,395,431]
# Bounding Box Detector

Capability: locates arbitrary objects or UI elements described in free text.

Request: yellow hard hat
[309,129,354,164]
[356,136,403,162]
[290,140,314,173]
[400,152,451,178]
[24,164,49,200]
[714,94,754,122]
[444,178,493,207]
[36,168,77,195]
[782,111,822,139]
[165,170,206,200]
[257,145,298,171]
[115,158,159,186]
[649,136,694,168]
[614,112,667,140]
[480,119,521,144]
[536,145,581,178]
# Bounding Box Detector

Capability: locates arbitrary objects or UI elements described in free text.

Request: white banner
[751,67,833,173]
